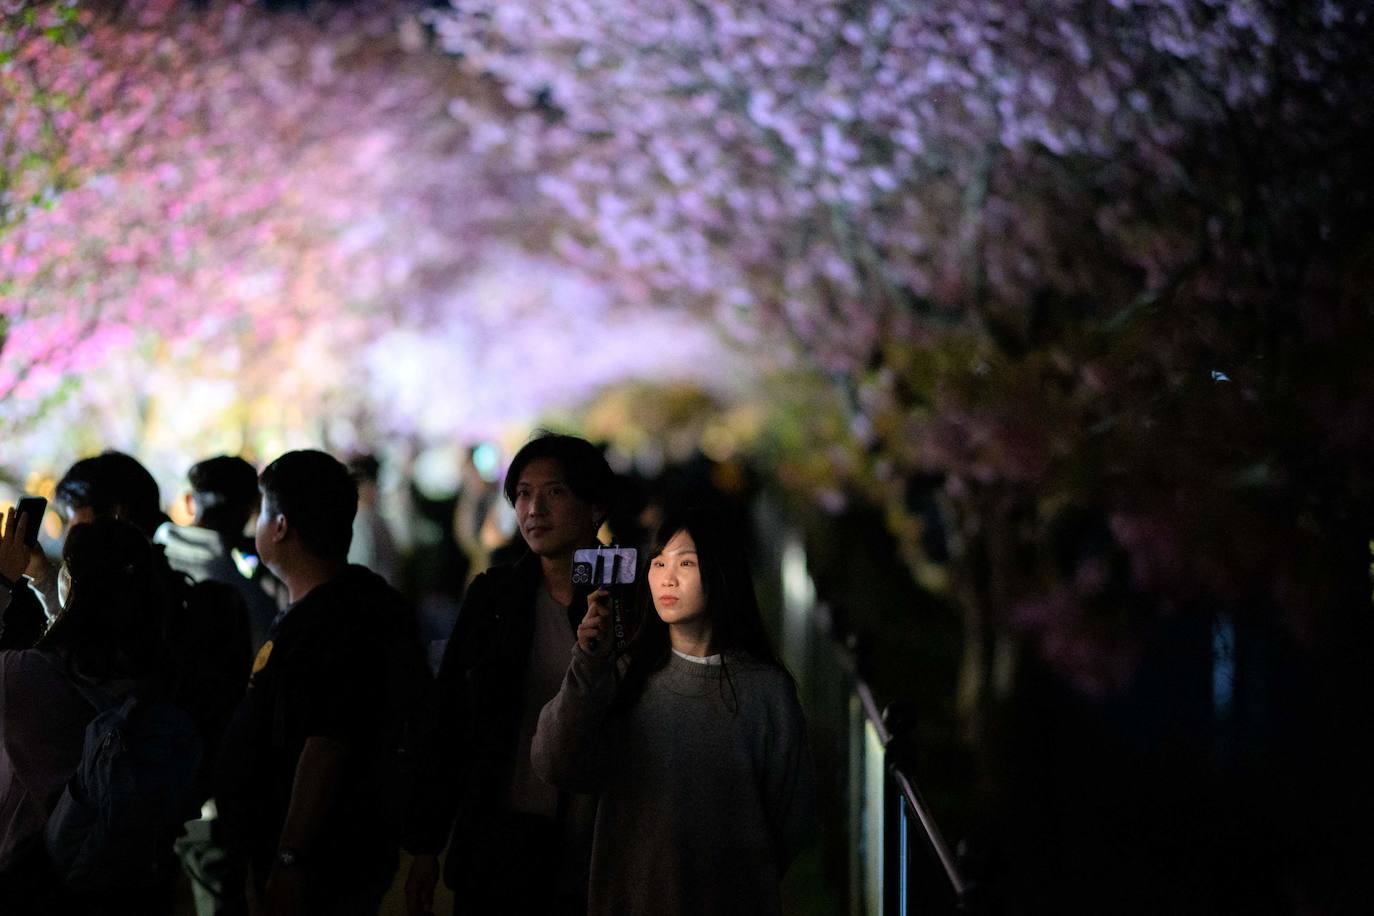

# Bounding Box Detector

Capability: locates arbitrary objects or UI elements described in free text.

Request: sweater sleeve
[530,644,618,794]
[763,676,819,869]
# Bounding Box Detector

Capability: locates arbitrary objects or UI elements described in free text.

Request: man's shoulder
[467,560,525,595]
[286,567,411,638]
[459,557,539,620]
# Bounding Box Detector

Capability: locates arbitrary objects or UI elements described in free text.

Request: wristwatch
[276,847,303,868]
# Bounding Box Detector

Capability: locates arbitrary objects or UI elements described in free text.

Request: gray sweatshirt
[532,646,817,916]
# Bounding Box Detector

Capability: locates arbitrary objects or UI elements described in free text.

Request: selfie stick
[586,547,627,655]
[610,552,626,653]
[588,554,606,653]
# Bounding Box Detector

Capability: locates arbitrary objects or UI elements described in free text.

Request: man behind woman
[410,432,816,916]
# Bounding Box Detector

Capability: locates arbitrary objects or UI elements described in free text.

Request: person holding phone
[0,502,54,650]
[0,515,183,913]
[531,505,817,916]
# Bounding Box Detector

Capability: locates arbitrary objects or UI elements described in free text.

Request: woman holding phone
[0,502,55,651]
[0,516,185,913]
[532,505,816,916]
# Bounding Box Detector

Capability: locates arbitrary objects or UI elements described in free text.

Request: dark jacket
[411,552,588,891]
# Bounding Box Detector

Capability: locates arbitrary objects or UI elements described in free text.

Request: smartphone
[572,546,638,587]
[572,546,640,654]
[16,496,46,548]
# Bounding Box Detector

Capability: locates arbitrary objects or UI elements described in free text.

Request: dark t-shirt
[215,566,414,882]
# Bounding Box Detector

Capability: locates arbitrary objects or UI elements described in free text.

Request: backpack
[44,677,203,893]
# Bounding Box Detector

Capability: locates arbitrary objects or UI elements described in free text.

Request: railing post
[882,702,916,916]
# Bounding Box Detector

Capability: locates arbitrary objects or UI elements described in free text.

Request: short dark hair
[258,450,357,561]
[188,455,260,537]
[55,457,119,517]
[55,451,166,539]
[503,432,615,517]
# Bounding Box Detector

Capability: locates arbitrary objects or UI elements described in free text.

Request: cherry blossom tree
[2,0,744,488]
[5,0,1371,720]
[427,0,1374,714]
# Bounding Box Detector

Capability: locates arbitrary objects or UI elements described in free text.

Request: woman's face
[648,529,707,626]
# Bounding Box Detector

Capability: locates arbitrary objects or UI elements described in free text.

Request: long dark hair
[615,505,787,712]
[39,517,176,686]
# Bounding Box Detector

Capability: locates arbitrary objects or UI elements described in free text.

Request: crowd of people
[0,432,817,915]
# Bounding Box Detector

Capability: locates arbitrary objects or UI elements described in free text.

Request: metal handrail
[855,676,968,906]
[768,532,970,915]
[892,768,967,900]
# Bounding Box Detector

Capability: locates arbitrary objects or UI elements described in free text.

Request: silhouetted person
[215,450,429,914]
[0,516,189,915]
[18,451,177,627]
[156,455,284,916]
[346,454,402,588]
[157,455,279,652]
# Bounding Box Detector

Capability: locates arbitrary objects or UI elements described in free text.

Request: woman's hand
[578,588,614,658]
[0,508,31,584]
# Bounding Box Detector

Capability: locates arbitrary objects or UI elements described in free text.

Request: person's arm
[762,675,819,869]
[530,589,619,793]
[0,510,47,646]
[263,735,348,915]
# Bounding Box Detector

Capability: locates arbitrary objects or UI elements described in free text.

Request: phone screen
[16,497,46,548]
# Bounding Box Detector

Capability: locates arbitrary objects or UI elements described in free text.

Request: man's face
[513,457,600,560]
[254,493,281,573]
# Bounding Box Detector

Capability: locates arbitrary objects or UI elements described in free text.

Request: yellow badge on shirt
[251,640,274,679]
